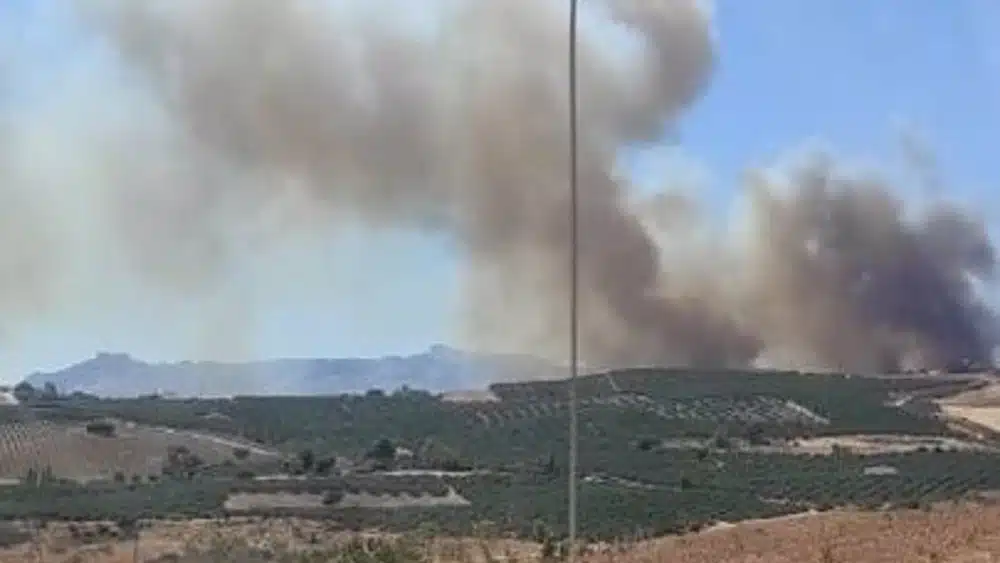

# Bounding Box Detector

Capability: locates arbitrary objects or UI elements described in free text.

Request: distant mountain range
[23,345,564,398]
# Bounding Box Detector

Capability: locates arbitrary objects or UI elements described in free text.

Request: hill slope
[8,504,1000,563]
[24,346,561,398]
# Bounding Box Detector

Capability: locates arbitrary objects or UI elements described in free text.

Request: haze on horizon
[0,0,998,384]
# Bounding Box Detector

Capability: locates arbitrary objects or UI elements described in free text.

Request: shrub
[322,489,345,506]
[85,421,117,438]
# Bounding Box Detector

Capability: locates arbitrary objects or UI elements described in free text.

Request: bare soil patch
[777,434,993,455]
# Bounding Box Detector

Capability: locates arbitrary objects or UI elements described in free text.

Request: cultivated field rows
[465,395,830,428]
[0,421,278,482]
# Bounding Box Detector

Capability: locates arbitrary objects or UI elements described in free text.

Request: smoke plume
[3,0,997,374]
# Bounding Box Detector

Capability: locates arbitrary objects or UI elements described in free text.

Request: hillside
[7,504,1000,563]
[2,367,1000,540]
[23,346,562,397]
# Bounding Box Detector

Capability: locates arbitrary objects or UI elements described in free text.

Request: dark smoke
[741,157,997,372]
[4,0,996,374]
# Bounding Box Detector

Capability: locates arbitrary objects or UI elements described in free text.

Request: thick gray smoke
[4,0,997,374]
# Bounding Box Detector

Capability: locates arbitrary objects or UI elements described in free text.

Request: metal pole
[567,0,580,559]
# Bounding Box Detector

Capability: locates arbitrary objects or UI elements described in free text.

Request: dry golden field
[939,382,1000,439]
[3,502,1000,562]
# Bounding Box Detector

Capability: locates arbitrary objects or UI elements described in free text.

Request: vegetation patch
[0,371,997,540]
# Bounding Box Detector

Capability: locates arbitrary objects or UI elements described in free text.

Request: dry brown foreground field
[4,503,1000,562]
[939,383,1000,438]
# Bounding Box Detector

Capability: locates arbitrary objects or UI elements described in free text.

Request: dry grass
[937,383,1000,436]
[942,406,1000,434]
[608,503,1000,562]
[940,383,1000,408]
[5,503,1000,562]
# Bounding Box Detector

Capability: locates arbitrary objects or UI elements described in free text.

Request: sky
[0,0,998,380]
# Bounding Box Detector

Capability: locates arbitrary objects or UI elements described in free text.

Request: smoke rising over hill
[0,0,997,374]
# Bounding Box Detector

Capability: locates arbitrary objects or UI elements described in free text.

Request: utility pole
[567,0,580,560]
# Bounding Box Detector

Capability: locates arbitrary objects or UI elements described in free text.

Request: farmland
[0,420,277,483]
[0,368,997,542]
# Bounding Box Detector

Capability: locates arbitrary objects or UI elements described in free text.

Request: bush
[0,524,30,548]
[634,436,659,452]
[322,489,345,506]
[85,421,116,438]
[315,457,337,475]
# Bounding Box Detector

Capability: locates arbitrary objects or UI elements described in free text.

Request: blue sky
[0,0,998,380]
[623,0,1000,211]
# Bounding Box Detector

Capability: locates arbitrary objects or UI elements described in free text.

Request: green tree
[41,382,59,400]
[315,457,337,475]
[86,421,117,437]
[322,489,345,506]
[710,427,732,450]
[744,424,768,446]
[679,474,694,490]
[12,382,35,402]
[543,454,557,476]
[635,436,659,452]
[40,466,54,486]
[299,449,316,473]
[367,438,396,470]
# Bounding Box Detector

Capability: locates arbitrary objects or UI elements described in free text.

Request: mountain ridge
[23,345,562,398]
